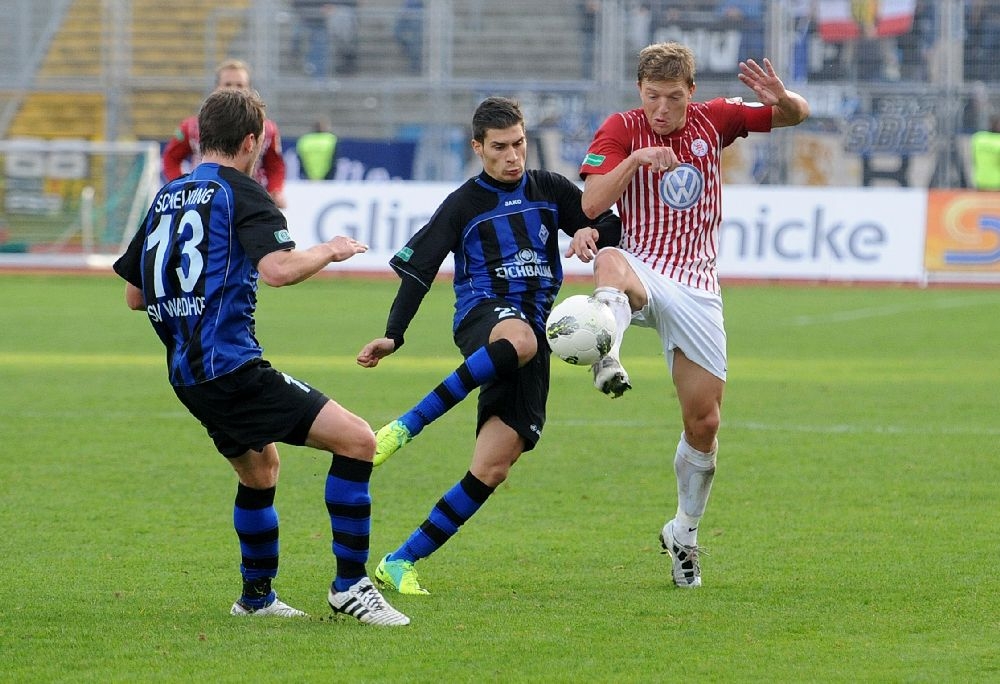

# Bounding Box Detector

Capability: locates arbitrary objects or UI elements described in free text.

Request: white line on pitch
[788,295,1000,326]
[548,418,1000,436]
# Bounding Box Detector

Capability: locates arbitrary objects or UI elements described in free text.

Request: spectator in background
[293,0,333,77]
[292,0,358,76]
[627,2,653,53]
[897,0,935,81]
[650,0,681,41]
[965,0,1000,82]
[328,0,359,75]
[716,0,765,61]
[846,0,901,81]
[650,0,713,44]
[395,0,424,74]
[970,115,1000,191]
[162,59,287,208]
[580,0,599,79]
[790,0,814,82]
[296,117,338,180]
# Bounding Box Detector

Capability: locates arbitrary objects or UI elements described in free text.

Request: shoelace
[357,583,388,611]
[661,541,709,564]
[682,546,701,573]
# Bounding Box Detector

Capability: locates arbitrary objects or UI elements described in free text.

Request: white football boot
[591,355,632,398]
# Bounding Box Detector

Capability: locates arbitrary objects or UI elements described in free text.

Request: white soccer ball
[545,295,616,366]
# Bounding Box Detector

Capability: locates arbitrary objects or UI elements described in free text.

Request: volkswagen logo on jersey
[659,163,704,211]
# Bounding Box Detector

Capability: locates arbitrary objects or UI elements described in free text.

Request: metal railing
[0,0,996,186]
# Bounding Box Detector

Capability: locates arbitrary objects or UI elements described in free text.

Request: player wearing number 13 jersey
[579,42,809,588]
[114,88,410,626]
[118,161,291,386]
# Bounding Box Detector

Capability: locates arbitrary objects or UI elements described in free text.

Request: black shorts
[172,358,329,458]
[454,299,550,452]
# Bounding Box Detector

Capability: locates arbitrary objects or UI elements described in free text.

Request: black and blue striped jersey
[385,170,621,341]
[114,163,294,386]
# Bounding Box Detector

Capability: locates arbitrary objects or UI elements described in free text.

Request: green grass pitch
[1,273,998,681]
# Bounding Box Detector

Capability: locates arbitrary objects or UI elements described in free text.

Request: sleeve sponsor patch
[583,153,606,167]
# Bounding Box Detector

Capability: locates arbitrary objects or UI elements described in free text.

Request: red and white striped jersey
[580,98,772,293]
[162,116,286,195]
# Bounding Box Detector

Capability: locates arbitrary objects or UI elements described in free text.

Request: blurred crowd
[614,0,998,85]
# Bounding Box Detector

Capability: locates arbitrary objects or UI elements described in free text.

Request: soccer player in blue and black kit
[356,96,622,595]
[114,88,409,626]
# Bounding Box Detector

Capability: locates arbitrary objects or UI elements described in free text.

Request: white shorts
[618,250,727,381]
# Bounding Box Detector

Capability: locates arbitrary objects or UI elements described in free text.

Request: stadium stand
[0,0,996,186]
[5,0,249,141]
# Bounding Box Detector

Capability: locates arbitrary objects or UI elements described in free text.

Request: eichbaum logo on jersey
[659,163,703,210]
[494,248,553,280]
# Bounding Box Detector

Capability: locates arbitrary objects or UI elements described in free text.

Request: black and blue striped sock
[326,455,373,592]
[233,483,278,609]
[399,339,519,436]
[391,471,495,563]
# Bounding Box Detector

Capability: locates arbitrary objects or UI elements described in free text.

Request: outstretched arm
[738,58,810,128]
[356,272,428,367]
[356,337,397,367]
[257,235,368,287]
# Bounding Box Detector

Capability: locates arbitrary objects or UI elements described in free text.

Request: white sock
[593,286,631,357]
[672,432,716,546]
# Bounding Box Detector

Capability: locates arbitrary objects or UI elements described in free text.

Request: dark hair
[472,96,524,143]
[637,42,696,87]
[197,89,266,157]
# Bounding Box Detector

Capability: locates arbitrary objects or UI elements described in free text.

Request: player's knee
[476,462,512,488]
[233,449,281,489]
[685,413,720,450]
[510,329,537,365]
[496,321,537,366]
[344,423,377,460]
[240,473,278,490]
[593,247,626,279]
[310,412,377,460]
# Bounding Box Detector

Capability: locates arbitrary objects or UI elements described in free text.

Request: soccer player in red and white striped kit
[162,59,287,209]
[579,42,809,588]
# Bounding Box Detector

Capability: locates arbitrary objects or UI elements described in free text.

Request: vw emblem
[659,163,704,211]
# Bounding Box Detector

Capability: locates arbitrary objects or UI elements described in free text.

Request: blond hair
[636,42,696,87]
[214,59,252,87]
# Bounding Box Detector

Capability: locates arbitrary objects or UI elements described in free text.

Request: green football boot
[374,554,430,595]
[373,420,413,467]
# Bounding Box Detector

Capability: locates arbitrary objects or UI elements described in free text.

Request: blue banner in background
[285,137,417,181]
